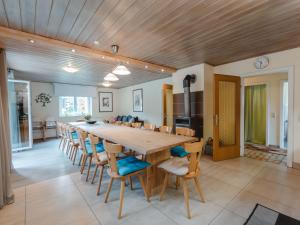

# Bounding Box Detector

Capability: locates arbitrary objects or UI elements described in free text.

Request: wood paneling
[1,1,300,85]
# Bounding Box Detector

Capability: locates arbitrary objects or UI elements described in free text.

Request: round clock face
[254,56,269,69]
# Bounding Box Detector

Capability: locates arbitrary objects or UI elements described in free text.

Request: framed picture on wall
[133,88,143,112]
[99,92,113,112]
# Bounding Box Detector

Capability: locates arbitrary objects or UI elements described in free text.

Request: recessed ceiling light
[62,65,79,73]
[28,39,35,43]
[126,61,129,64]
[102,81,112,87]
[161,68,165,72]
[112,65,131,75]
[104,73,119,81]
[71,49,76,53]
[94,40,99,45]
[145,65,148,69]
[102,56,105,59]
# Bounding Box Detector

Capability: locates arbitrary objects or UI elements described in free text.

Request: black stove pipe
[183,74,196,117]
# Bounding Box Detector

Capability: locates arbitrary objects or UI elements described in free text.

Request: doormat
[244,204,299,225]
[244,148,286,164]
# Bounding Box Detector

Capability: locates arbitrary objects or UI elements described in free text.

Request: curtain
[0,49,14,208]
[244,84,267,145]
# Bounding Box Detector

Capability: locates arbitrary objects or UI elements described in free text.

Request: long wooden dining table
[70,121,197,199]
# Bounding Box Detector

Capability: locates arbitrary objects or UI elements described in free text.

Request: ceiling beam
[0,26,177,74]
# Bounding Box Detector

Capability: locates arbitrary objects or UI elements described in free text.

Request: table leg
[146,166,152,202]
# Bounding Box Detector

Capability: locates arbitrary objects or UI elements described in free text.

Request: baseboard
[292,162,300,170]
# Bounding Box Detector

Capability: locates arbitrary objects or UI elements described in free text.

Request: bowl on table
[86,120,97,124]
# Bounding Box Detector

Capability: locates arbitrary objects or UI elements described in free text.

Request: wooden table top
[70,122,197,155]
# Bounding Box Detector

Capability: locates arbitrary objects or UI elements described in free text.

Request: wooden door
[213,74,241,161]
[162,84,173,127]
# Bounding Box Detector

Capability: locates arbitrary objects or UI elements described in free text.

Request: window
[59,96,92,117]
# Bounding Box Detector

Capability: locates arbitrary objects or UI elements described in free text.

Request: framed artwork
[99,92,113,112]
[133,88,143,112]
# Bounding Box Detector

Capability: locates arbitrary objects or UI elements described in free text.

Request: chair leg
[91,165,98,184]
[137,174,147,199]
[194,177,205,203]
[105,177,114,203]
[62,139,66,152]
[159,173,169,201]
[182,178,191,219]
[86,156,92,182]
[72,147,78,165]
[118,178,126,219]
[80,155,87,174]
[59,138,63,149]
[97,166,104,196]
[69,145,74,159]
[175,176,180,189]
[78,153,83,166]
[129,176,134,190]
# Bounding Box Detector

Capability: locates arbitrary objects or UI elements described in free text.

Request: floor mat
[245,204,299,225]
[244,148,286,164]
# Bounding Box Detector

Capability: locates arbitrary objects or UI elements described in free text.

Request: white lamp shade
[102,81,112,87]
[104,73,119,81]
[112,65,131,75]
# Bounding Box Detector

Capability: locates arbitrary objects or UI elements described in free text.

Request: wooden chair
[143,123,155,131]
[88,134,108,195]
[68,126,80,165]
[176,127,195,137]
[77,129,93,181]
[131,122,142,128]
[103,140,150,219]
[159,125,172,134]
[158,140,205,219]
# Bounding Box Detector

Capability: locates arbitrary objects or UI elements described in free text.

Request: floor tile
[209,209,246,225]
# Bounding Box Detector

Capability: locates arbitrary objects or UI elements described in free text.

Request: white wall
[244,73,288,146]
[31,82,118,123]
[215,47,300,164]
[117,77,172,127]
[172,64,204,94]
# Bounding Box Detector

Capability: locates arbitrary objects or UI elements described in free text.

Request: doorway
[243,72,289,165]
[162,84,173,128]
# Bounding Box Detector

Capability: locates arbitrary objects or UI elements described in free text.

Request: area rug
[244,204,299,225]
[244,148,286,164]
[245,143,287,156]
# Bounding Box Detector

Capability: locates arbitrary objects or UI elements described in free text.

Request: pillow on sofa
[122,116,128,122]
[116,116,122,121]
[127,115,133,122]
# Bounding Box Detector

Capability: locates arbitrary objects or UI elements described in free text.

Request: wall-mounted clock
[254,56,269,69]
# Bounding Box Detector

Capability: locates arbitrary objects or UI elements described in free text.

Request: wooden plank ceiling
[1,0,300,87]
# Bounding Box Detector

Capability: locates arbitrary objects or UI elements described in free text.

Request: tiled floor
[2,146,300,225]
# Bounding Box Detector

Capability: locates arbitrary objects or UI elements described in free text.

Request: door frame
[279,79,289,149]
[8,79,33,151]
[240,66,294,167]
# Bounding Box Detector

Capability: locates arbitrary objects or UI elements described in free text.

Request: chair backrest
[103,140,123,175]
[176,127,195,137]
[144,123,155,131]
[77,129,88,154]
[184,139,204,175]
[159,125,172,134]
[131,122,142,128]
[88,134,101,161]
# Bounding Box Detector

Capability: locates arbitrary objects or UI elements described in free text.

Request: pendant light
[102,81,112,87]
[111,44,131,75]
[104,73,119,81]
[112,65,131,75]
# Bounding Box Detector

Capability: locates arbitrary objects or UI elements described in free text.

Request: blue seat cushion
[170,146,189,157]
[85,140,105,155]
[117,156,151,176]
[71,131,78,139]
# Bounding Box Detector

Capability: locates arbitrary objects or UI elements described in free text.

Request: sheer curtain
[244,84,267,145]
[0,49,14,208]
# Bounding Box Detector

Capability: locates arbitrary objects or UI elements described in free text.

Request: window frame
[59,96,92,117]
